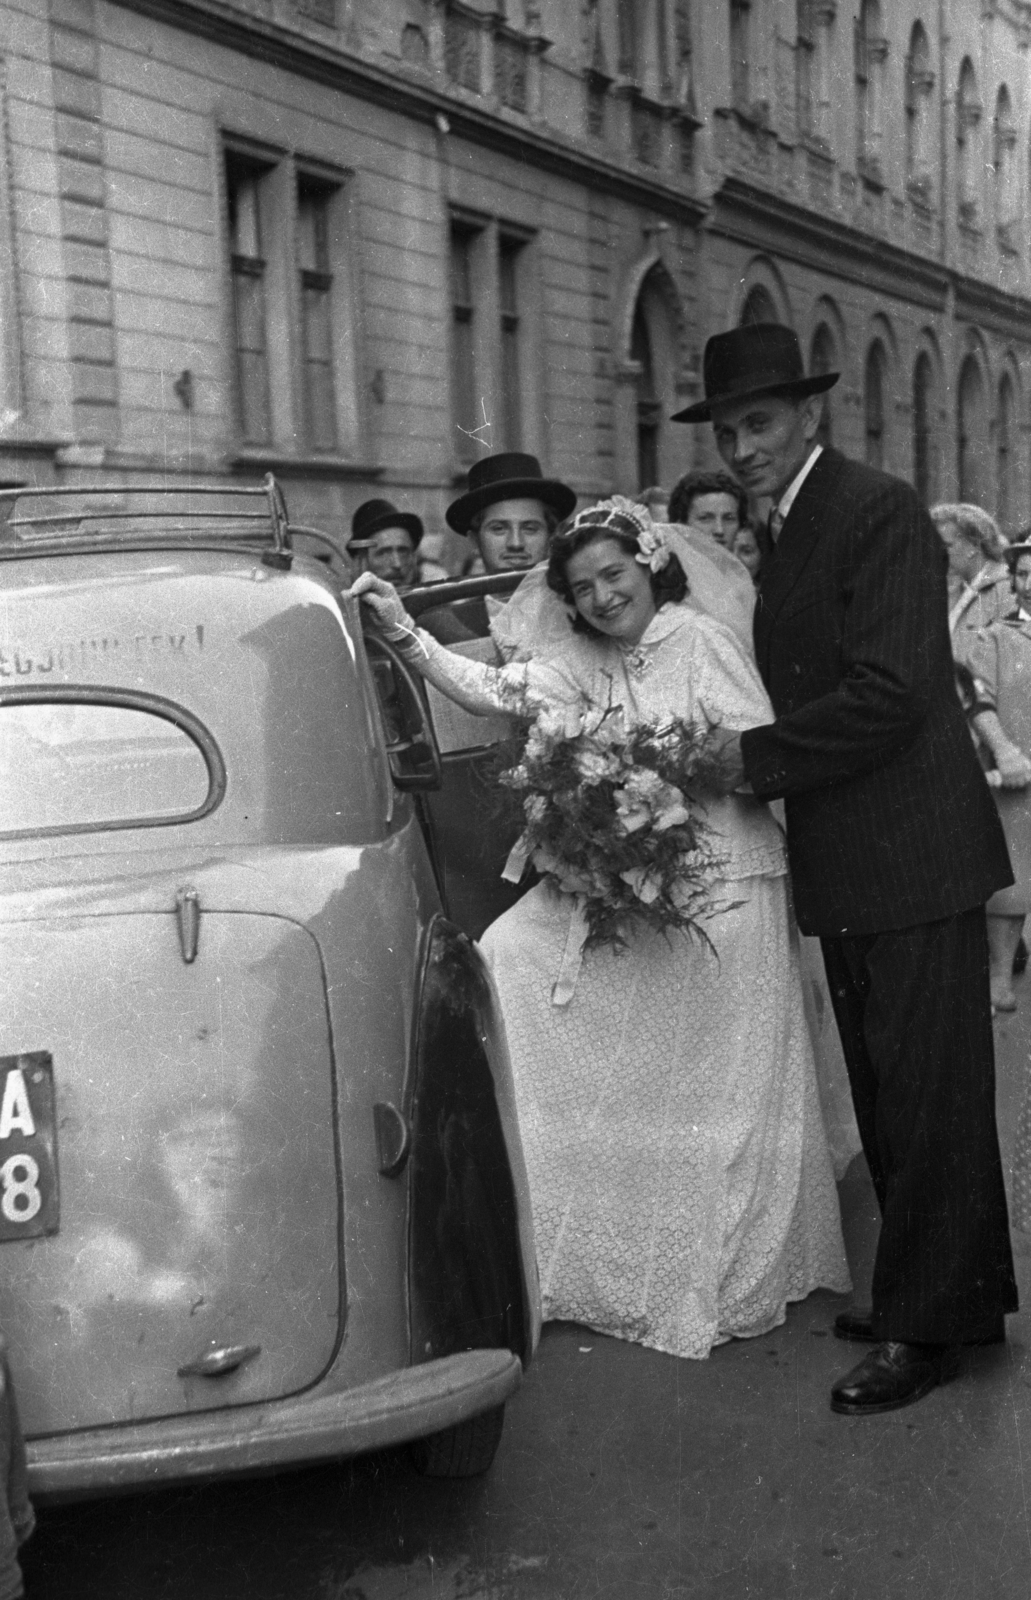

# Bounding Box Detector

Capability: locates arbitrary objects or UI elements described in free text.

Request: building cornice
[108,0,707,224]
[710,177,952,310]
[953,273,1031,342]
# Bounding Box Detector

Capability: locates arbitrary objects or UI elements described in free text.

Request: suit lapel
[754,450,844,675]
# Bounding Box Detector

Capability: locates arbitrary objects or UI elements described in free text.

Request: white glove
[348,572,418,644]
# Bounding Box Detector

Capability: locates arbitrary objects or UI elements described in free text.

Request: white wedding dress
[414,601,852,1360]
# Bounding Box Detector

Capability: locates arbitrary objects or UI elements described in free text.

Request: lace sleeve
[415,628,580,720]
[691,615,775,732]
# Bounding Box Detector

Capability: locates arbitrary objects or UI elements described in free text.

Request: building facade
[0,0,1028,555]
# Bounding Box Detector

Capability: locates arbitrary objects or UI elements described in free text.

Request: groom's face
[711,393,822,503]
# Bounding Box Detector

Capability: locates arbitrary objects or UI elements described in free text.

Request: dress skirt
[479,873,851,1361]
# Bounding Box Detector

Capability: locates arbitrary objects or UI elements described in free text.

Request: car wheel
[409,1403,505,1478]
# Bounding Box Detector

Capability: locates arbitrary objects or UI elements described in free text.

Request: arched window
[958,355,987,505]
[993,86,1018,235]
[956,58,981,227]
[630,301,660,490]
[912,352,934,504]
[864,341,887,470]
[810,323,837,449]
[998,374,1014,531]
[855,1,886,179]
[905,23,934,200]
[739,285,779,326]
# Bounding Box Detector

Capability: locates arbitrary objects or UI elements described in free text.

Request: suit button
[791,663,802,676]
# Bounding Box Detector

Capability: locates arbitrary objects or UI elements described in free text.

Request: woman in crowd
[351,498,850,1361]
[933,507,1031,1012]
[731,523,762,582]
[932,502,1012,652]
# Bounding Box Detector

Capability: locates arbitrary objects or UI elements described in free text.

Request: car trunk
[0,906,341,1435]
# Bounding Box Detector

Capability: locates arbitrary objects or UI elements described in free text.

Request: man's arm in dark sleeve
[740,483,941,799]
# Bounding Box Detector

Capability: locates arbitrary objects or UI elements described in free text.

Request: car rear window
[0,696,219,837]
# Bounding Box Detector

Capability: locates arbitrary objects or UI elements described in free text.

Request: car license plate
[0,1053,59,1241]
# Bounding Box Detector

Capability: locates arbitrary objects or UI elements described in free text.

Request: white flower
[574,743,620,783]
[652,801,691,831]
[620,864,663,904]
[634,523,672,573]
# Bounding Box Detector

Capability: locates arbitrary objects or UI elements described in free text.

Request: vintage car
[0,478,539,1498]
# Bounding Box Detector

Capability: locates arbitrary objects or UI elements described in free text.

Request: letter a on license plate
[0,1053,59,1241]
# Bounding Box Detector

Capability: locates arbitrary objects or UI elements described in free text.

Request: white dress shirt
[770,445,823,540]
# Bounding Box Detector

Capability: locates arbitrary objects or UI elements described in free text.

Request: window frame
[296,171,342,454]
[448,211,538,466]
[225,146,277,447]
[221,135,359,464]
[0,686,226,842]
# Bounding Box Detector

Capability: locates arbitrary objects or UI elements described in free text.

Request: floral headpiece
[567,495,672,573]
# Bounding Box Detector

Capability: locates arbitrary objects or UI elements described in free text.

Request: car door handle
[177,1342,261,1378]
[373,1101,410,1177]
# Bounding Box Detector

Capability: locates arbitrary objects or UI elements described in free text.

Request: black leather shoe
[833,1307,1005,1345]
[831,1341,961,1416]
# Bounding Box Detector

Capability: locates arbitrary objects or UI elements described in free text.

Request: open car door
[406,574,531,940]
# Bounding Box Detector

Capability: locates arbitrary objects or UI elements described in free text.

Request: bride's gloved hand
[347,572,422,650]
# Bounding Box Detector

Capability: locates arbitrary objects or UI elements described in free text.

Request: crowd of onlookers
[341,466,765,595]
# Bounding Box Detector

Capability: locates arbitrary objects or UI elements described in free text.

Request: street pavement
[22,985,1031,1600]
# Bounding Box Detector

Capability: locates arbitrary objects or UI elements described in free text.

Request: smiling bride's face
[565,536,657,646]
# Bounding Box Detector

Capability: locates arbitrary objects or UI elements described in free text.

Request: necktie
[768,507,785,544]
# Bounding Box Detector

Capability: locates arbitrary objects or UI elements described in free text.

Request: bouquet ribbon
[501,833,532,885]
[502,836,587,1005]
[551,896,589,1007]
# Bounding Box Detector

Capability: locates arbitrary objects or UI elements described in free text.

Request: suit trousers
[821,906,1018,1344]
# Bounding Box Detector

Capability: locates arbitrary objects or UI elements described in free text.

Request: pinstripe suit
[740,449,1017,1342]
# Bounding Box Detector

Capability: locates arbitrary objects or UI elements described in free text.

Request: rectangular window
[730,0,750,109]
[297,178,338,453]
[226,152,273,445]
[495,35,529,111]
[445,8,481,92]
[797,0,814,135]
[450,223,480,462]
[617,0,638,78]
[498,236,523,451]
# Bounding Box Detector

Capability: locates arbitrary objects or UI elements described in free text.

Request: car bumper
[27,1347,523,1500]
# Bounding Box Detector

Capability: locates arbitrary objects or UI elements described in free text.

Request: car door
[405,576,532,940]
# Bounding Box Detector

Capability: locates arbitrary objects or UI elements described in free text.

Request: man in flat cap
[675,321,1016,1417]
[347,499,424,591]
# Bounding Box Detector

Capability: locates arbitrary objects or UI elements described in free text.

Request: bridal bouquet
[500,703,731,954]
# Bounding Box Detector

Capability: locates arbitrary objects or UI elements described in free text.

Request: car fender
[401,916,540,1370]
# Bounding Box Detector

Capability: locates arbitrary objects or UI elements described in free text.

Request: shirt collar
[774,445,823,526]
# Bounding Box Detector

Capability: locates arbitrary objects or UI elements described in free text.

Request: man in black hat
[420,453,576,646]
[675,322,1016,1417]
[347,499,424,591]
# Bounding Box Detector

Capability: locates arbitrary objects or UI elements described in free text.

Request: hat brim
[671,371,839,424]
[348,509,424,548]
[446,477,577,535]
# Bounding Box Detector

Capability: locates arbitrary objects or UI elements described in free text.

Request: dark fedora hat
[446,452,577,535]
[348,498,423,550]
[672,323,839,423]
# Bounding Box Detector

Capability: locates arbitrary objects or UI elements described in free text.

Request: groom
[674,322,1017,1416]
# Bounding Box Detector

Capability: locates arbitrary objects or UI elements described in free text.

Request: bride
[352,497,850,1360]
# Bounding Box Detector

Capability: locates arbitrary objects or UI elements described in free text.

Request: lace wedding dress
[414,602,852,1359]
